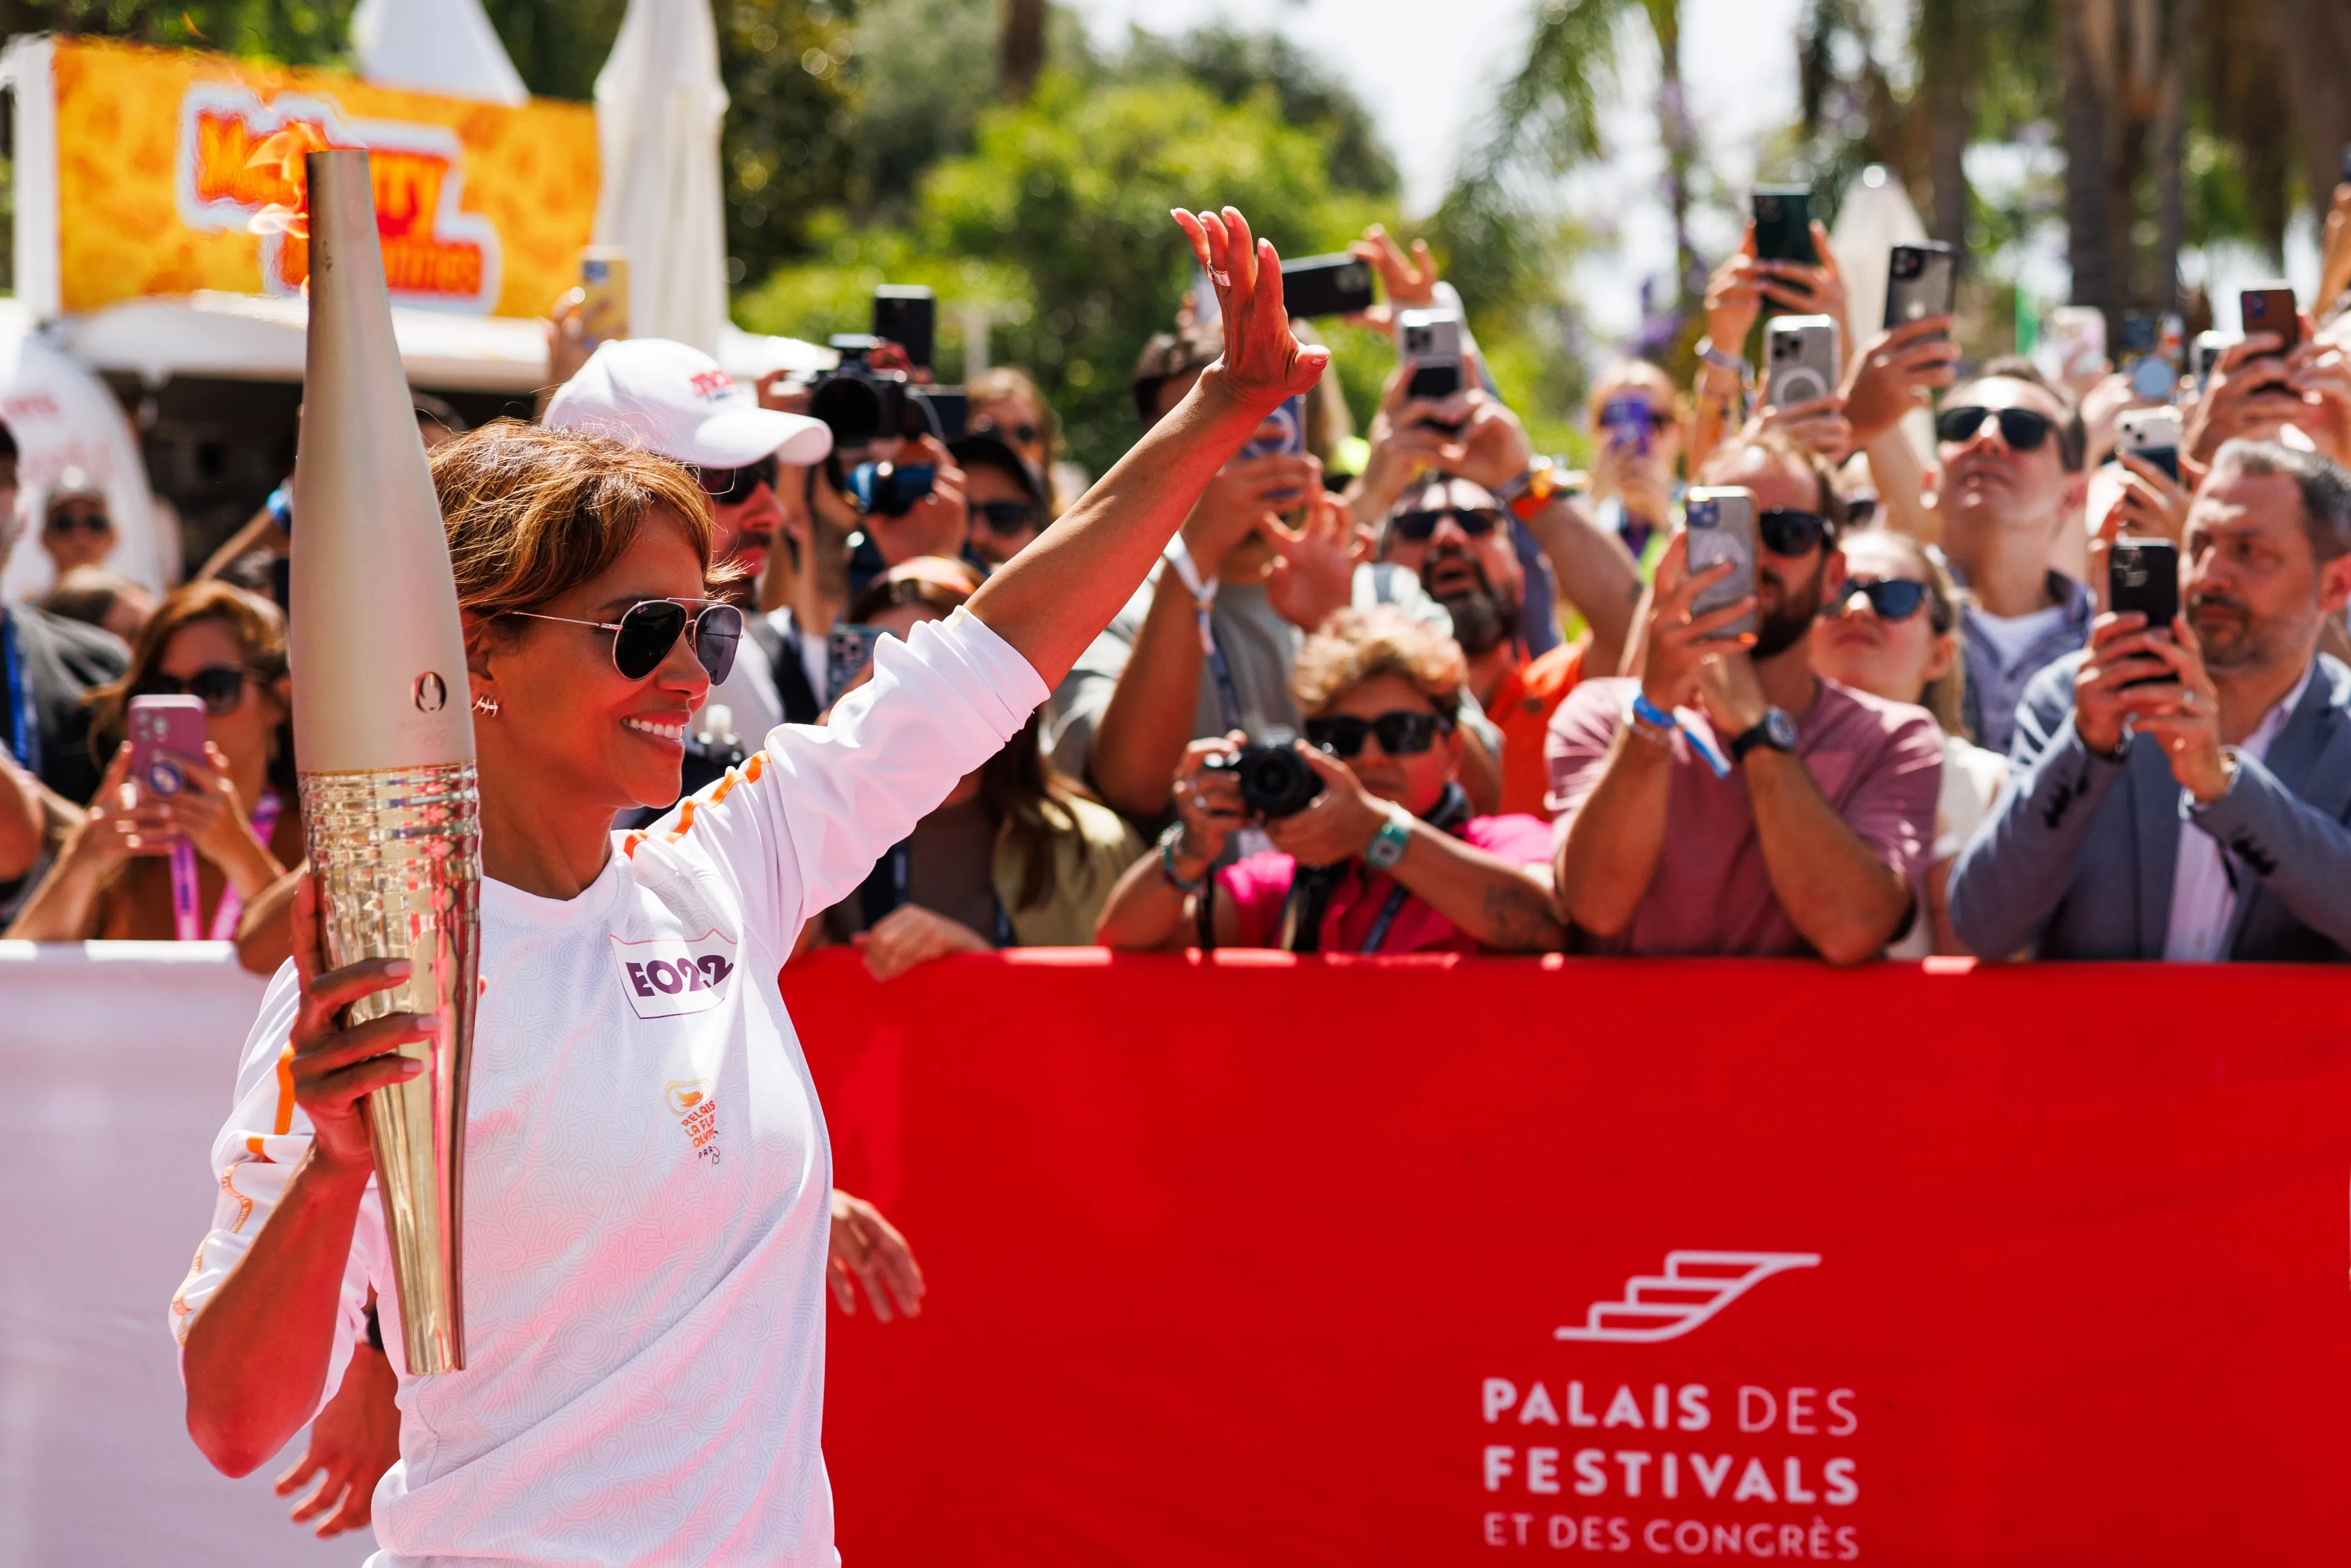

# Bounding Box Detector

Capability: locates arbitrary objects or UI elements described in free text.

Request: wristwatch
[1729,707,1799,762]
[1364,801,1414,871]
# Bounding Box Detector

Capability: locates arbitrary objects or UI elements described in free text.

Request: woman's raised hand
[1171,206,1329,413]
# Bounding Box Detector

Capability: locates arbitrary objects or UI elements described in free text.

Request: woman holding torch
[175,206,1322,1563]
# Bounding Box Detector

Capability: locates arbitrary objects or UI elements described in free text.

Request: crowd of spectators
[9,204,2351,974]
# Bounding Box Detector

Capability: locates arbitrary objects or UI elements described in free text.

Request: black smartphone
[2109,539,2181,686]
[1883,242,1955,333]
[872,285,936,371]
[2238,284,2301,353]
[1752,185,1817,265]
[1280,253,1376,319]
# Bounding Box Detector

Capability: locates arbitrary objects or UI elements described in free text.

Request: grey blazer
[1947,652,2351,961]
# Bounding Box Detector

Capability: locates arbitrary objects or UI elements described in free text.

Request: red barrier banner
[785,950,2351,1566]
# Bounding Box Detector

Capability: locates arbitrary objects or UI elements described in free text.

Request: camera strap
[172,788,281,942]
[1278,783,1475,956]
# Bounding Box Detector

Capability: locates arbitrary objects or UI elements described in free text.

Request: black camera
[811,336,942,450]
[1205,730,1323,820]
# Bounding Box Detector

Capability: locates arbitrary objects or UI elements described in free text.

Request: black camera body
[1207,731,1324,820]
[811,336,942,450]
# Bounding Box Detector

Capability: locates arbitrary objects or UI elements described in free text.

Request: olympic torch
[290,149,481,1374]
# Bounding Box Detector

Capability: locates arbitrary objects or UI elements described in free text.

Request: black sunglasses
[1830,576,1941,627]
[976,417,1040,447]
[1934,405,2055,452]
[136,664,251,716]
[508,598,743,682]
[47,512,112,535]
[1390,508,1503,543]
[1759,507,1831,557]
[695,454,779,506]
[1305,709,1454,759]
[973,499,1040,535]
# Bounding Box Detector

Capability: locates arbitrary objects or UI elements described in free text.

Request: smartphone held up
[1684,487,1759,641]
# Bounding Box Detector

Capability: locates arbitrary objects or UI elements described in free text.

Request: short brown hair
[847,555,981,624]
[430,421,731,622]
[1128,322,1224,427]
[1944,357,2087,471]
[1292,605,1467,717]
[1697,430,1851,535]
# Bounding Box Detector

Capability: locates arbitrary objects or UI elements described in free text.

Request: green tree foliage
[738,69,1394,477]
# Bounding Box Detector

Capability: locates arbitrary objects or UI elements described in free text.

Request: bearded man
[1546,433,1943,962]
[1951,441,2351,960]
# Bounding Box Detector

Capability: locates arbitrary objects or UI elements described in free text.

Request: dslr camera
[809,335,941,451]
[1204,729,1324,820]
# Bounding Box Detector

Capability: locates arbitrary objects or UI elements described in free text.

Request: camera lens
[812,375,882,448]
[1234,735,1322,820]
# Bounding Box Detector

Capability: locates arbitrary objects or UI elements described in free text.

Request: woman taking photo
[8,579,301,946]
[1808,525,2005,956]
[173,207,1323,1564]
[1095,604,1564,955]
[818,557,1142,979]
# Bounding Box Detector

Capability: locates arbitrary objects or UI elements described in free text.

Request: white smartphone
[1684,487,1759,641]
[2115,407,2182,483]
[1764,315,1841,408]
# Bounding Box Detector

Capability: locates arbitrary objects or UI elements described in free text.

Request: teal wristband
[1158,823,1207,893]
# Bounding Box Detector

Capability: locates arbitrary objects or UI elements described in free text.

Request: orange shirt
[1491,639,1588,817]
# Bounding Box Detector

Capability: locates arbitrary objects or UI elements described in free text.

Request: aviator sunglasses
[1390,507,1505,543]
[973,499,1041,535]
[1305,709,1455,759]
[694,454,779,507]
[508,598,744,682]
[135,664,254,716]
[1933,405,2055,452]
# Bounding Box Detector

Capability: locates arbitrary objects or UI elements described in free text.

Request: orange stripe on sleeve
[273,1044,297,1135]
[664,797,698,843]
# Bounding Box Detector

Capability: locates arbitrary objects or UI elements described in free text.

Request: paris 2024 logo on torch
[1478,1251,1864,1559]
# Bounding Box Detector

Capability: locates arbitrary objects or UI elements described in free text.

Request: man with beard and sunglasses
[1550,434,1942,963]
[1924,359,2094,754]
[545,337,835,740]
[1950,441,2351,961]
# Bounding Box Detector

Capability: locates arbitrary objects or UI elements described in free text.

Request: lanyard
[2,613,38,778]
[172,788,282,942]
[1164,539,1245,734]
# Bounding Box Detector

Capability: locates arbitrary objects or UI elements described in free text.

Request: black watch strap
[1730,708,1797,762]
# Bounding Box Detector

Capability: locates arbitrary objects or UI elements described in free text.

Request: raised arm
[967,207,1328,685]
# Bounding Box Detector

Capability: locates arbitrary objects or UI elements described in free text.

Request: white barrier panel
[0,942,368,1564]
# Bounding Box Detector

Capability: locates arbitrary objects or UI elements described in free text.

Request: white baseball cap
[545,339,833,471]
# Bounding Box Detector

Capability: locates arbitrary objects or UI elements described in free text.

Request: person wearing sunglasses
[949,430,1052,571]
[1809,528,2007,956]
[1951,441,2351,963]
[38,470,115,579]
[545,337,839,746]
[1923,360,2094,756]
[9,581,300,946]
[1552,433,1943,964]
[1096,605,1562,955]
[969,365,1080,513]
[175,204,1330,1564]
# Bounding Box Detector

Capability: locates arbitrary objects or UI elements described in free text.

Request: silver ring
[1209,267,1231,288]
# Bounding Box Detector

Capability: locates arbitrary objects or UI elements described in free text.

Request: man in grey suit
[1950,440,2351,961]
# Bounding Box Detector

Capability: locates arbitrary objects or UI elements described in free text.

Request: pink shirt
[1218,813,1555,954]
[1545,678,1943,957]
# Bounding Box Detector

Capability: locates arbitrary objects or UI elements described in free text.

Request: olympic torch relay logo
[1555,1251,1823,1345]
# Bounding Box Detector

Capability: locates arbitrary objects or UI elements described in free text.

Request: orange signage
[49,38,596,318]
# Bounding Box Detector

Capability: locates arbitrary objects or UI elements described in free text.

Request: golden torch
[290,149,480,1374]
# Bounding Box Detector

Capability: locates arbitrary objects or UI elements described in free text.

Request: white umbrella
[1829,165,1930,356]
[593,0,731,354]
[351,0,530,108]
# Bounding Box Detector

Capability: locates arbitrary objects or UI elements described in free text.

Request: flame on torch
[246,122,331,240]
